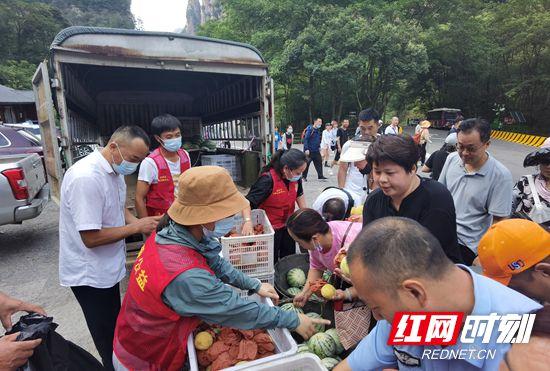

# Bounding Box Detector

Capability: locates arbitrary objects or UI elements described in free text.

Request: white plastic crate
[187,294,298,371]
[221,210,274,276]
[245,353,326,371]
[201,154,241,182]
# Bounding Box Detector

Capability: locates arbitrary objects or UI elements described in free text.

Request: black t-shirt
[362,177,463,263]
[425,148,452,180]
[246,172,304,209]
[337,128,350,148]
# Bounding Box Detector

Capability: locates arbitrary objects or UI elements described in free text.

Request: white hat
[445,133,458,146]
[340,140,371,162]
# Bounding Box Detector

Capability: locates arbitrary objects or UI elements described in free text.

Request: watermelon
[287,268,306,287]
[309,293,323,303]
[308,333,336,359]
[297,343,311,354]
[322,270,332,282]
[321,357,340,370]
[306,312,325,333]
[287,287,302,297]
[325,328,344,355]
[279,302,304,314]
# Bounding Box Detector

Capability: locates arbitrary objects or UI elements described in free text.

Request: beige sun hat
[340,139,372,162]
[420,120,431,128]
[167,166,249,225]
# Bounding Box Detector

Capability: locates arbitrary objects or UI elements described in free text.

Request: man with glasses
[438,118,513,265]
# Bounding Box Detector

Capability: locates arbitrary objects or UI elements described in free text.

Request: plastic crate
[187,294,298,371]
[201,154,242,182]
[245,353,325,371]
[221,210,274,276]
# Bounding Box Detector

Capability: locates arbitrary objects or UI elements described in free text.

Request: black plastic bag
[5,313,102,371]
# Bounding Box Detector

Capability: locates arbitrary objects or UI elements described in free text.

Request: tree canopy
[199,0,550,133]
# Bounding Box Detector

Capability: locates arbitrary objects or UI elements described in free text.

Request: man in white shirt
[384,116,400,135]
[338,108,380,203]
[311,186,360,221]
[59,126,161,370]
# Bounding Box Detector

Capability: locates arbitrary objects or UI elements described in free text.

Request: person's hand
[257,283,279,305]
[295,313,331,340]
[333,268,353,284]
[0,293,46,331]
[293,290,310,308]
[132,215,162,235]
[0,333,42,370]
[241,221,253,236]
[346,214,362,223]
[332,289,347,301]
[304,150,310,157]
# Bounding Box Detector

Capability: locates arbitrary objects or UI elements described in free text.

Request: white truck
[0,153,49,226]
[32,26,276,204]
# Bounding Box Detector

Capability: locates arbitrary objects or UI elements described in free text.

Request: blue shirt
[303,125,321,152]
[347,266,542,371]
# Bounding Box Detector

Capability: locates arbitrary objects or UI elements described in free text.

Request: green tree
[0,60,37,89]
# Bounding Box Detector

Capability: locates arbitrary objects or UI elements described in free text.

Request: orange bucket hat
[167,166,249,225]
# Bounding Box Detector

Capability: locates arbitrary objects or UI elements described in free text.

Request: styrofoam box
[187,294,298,371]
[245,353,326,371]
[201,154,241,181]
[220,210,275,276]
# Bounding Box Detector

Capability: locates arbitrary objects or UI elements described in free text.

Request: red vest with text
[259,168,298,229]
[113,232,214,371]
[146,148,191,216]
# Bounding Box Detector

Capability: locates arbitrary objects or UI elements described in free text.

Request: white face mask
[313,240,323,252]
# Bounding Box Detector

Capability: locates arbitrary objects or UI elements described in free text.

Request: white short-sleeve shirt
[138,156,182,196]
[59,150,127,288]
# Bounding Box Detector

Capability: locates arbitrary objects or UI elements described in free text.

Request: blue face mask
[289,174,302,182]
[202,216,235,239]
[111,143,139,175]
[161,137,182,152]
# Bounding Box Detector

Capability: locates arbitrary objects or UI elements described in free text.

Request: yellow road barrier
[491,130,547,147]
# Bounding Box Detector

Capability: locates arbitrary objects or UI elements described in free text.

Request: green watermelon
[308,333,336,359]
[321,357,340,370]
[297,343,311,354]
[279,302,304,314]
[287,287,302,296]
[305,312,325,333]
[325,328,344,355]
[287,268,306,287]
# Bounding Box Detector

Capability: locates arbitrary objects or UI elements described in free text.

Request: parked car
[0,153,49,226]
[3,121,41,141]
[0,126,43,157]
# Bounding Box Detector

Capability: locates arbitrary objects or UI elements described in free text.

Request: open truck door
[32,62,63,203]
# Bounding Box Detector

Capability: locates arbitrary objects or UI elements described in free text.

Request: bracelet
[244,217,252,222]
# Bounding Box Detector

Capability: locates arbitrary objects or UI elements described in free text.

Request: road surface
[0,130,543,359]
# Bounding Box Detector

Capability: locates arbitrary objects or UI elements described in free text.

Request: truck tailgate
[20,154,46,200]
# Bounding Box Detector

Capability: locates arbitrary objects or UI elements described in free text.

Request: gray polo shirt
[438,152,513,253]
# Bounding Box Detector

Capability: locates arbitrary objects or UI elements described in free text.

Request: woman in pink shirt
[286,208,362,307]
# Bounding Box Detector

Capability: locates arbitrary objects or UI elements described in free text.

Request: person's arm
[241,205,254,236]
[303,127,311,152]
[338,162,348,188]
[207,252,262,292]
[293,268,323,307]
[338,322,397,371]
[422,153,434,173]
[489,171,514,222]
[136,159,157,218]
[135,181,150,218]
[296,195,307,209]
[422,208,463,263]
[245,174,273,209]
[80,219,160,249]
[361,193,377,227]
[125,208,139,225]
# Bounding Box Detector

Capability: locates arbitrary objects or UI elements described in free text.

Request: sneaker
[318,176,328,180]
[303,178,308,182]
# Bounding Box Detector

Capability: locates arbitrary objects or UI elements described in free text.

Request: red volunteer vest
[259,168,298,230]
[146,148,191,216]
[113,232,214,371]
